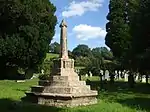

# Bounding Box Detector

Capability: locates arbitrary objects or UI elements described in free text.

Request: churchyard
[0,0,150,112]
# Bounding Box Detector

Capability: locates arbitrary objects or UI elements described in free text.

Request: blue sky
[50,0,109,51]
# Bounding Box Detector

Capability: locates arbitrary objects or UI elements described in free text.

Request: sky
[50,0,109,51]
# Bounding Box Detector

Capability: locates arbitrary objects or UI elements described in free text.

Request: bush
[25,69,34,79]
[38,74,49,80]
[41,59,54,74]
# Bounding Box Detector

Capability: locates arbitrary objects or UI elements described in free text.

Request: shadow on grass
[117,97,150,112]
[15,88,28,92]
[86,80,150,111]
[87,80,150,94]
[0,98,63,112]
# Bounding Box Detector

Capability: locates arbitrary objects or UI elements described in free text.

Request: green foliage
[40,53,58,75]
[75,56,92,67]
[45,53,59,59]
[105,0,131,59]
[68,50,74,59]
[73,45,115,75]
[72,44,92,58]
[38,73,49,80]
[131,0,150,71]
[41,59,53,74]
[92,47,113,60]
[0,0,57,79]
[38,53,58,80]
[49,42,60,54]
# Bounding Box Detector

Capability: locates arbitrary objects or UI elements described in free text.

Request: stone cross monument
[25,19,98,107]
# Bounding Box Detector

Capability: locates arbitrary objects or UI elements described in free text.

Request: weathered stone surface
[26,92,97,107]
[25,19,98,107]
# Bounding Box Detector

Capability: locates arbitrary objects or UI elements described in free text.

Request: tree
[131,0,150,84]
[72,44,92,58]
[0,0,57,79]
[92,47,113,60]
[105,0,131,59]
[49,42,60,54]
[68,50,74,59]
[105,0,141,87]
[75,56,92,67]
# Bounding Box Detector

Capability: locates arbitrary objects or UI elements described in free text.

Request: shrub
[38,74,49,80]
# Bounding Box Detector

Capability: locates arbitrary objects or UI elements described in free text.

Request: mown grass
[45,53,59,60]
[0,77,150,112]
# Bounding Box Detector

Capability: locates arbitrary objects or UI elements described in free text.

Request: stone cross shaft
[60,19,68,59]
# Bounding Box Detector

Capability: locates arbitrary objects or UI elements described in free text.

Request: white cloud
[72,24,106,41]
[62,0,104,18]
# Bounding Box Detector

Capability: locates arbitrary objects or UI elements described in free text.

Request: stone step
[50,76,79,82]
[71,85,91,94]
[38,80,50,86]
[50,81,86,86]
[25,91,98,99]
[43,86,72,94]
[31,86,44,93]
[43,85,91,94]
[39,80,86,87]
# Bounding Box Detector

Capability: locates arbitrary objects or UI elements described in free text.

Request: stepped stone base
[25,58,98,107]
[25,92,97,107]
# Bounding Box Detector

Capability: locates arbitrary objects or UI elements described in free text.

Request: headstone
[41,69,44,75]
[135,73,139,81]
[135,75,139,81]
[30,74,39,80]
[119,70,122,78]
[25,19,97,107]
[85,74,88,77]
[124,73,128,81]
[115,70,118,75]
[100,70,104,75]
[114,70,117,79]
[100,70,105,80]
[142,75,146,83]
[105,70,109,80]
[89,71,92,77]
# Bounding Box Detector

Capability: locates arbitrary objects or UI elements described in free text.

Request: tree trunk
[128,71,135,88]
[25,68,34,79]
[99,74,103,90]
[146,74,149,84]
[110,72,115,84]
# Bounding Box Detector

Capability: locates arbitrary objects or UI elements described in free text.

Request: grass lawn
[0,78,150,112]
[45,53,59,60]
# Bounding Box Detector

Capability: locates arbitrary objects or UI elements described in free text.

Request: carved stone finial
[60,19,67,28]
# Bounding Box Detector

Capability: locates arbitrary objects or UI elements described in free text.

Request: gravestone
[142,75,146,83]
[135,73,139,81]
[115,70,117,75]
[118,70,122,79]
[100,70,105,80]
[105,70,109,80]
[25,19,97,107]
[124,73,128,82]
[41,69,44,75]
[30,74,37,80]
[114,70,118,79]
[89,71,92,77]
[100,70,104,75]
[85,74,88,77]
